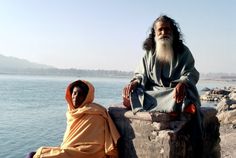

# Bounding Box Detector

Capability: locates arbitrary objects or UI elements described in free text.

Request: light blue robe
[130,45,201,114]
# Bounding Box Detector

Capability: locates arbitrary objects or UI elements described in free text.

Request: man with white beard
[123,15,200,115]
[122,15,203,158]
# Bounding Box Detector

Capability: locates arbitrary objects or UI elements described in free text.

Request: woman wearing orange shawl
[30,80,120,158]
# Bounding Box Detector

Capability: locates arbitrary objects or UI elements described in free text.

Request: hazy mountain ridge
[0,54,53,70]
[0,54,133,78]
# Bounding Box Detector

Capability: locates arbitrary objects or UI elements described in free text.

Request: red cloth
[184,103,196,114]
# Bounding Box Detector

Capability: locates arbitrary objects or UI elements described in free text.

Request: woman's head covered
[65,80,94,110]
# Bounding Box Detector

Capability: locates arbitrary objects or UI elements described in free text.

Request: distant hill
[0,54,133,78]
[0,54,54,71]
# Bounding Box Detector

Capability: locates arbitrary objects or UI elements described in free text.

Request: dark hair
[143,15,184,53]
[70,80,89,97]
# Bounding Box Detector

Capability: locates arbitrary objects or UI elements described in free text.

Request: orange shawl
[33,80,120,158]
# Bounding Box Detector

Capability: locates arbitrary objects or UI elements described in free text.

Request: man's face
[154,21,173,40]
[71,86,86,108]
[154,21,174,63]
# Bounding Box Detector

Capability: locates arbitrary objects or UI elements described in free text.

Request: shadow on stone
[108,106,138,158]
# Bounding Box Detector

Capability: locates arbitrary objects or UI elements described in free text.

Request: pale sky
[0,0,235,73]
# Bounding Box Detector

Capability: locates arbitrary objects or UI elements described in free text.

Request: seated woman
[27,80,120,158]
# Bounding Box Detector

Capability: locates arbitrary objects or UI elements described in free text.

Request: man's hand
[122,80,139,98]
[122,80,139,109]
[173,82,186,103]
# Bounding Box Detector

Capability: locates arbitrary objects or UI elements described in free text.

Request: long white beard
[155,37,174,64]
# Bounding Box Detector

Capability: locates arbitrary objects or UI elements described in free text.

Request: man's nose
[162,29,168,35]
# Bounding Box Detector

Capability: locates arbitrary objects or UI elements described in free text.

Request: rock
[108,106,220,158]
[216,90,236,124]
[217,109,236,124]
[202,87,211,91]
[200,87,233,102]
[231,104,236,109]
[230,124,236,129]
[217,98,230,112]
[208,86,236,157]
[229,91,236,100]
[219,123,236,158]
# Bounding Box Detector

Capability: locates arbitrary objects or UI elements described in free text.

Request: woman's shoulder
[89,103,107,112]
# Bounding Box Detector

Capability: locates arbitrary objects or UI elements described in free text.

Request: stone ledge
[108,105,220,158]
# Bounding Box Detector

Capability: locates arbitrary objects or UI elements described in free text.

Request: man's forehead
[155,21,172,29]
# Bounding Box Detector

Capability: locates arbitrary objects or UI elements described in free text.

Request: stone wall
[108,106,220,158]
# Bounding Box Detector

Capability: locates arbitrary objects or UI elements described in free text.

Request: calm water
[0,74,235,158]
